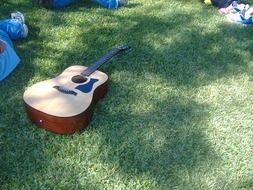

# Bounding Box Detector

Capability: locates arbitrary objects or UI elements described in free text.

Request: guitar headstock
[117,44,131,52]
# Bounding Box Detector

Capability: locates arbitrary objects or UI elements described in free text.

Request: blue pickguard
[75,78,99,93]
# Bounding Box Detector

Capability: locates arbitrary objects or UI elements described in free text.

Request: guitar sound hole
[71,75,87,83]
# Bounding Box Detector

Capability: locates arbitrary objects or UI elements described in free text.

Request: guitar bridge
[53,86,77,96]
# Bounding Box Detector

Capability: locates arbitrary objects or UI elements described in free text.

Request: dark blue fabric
[52,0,74,8]
[95,0,119,9]
[211,0,247,8]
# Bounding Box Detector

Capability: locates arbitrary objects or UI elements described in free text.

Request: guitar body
[23,65,108,134]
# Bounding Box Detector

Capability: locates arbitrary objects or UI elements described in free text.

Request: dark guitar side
[24,82,108,135]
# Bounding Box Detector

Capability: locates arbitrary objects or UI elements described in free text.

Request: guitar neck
[81,47,126,77]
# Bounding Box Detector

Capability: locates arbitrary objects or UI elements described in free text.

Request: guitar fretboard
[81,45,129,76]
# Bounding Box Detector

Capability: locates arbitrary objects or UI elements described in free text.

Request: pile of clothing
[204,0,253,26]
[219,1,253,25]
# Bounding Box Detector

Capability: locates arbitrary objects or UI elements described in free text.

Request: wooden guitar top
[23,65,108,117]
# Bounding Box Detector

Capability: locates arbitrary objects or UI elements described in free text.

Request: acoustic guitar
[23,45,130,134]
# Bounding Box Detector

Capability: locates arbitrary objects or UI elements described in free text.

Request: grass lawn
[1,0,253,189]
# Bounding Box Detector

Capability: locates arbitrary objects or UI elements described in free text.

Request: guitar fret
[81,45,129,76]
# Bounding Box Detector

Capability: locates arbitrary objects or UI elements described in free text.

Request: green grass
[1,0,253,189]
